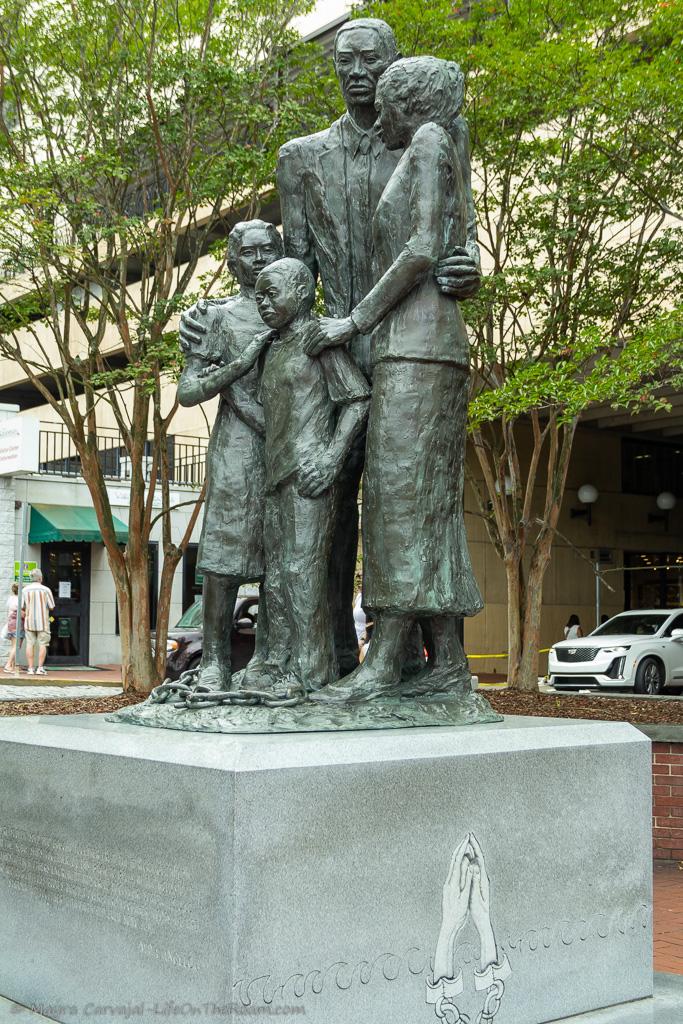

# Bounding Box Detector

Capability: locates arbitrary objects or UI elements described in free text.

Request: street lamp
[571,484,599,526]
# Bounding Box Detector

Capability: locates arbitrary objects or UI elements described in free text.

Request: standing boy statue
[253,258,370,693]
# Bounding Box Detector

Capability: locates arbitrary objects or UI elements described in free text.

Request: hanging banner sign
[0,417,39,476]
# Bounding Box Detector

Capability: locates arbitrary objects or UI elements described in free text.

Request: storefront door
[41,543,91,665]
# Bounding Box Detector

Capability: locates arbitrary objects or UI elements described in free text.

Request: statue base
[0,714,652,1024]
[106,688,501,733]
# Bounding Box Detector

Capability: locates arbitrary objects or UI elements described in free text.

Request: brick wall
[653,741,683,861]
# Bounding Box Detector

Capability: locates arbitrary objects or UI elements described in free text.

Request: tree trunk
[513,559,548,691]
[504,554,524,686]
[125,536,155,694]
[154,550,182,680]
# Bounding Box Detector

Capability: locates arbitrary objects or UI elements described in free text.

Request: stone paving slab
[0,685,122,701]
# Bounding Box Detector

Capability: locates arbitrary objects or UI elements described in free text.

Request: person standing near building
[564,615,583,640]
[3,582,20,674]
[22,569,55,675]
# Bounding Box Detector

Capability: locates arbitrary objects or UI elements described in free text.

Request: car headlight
[167,639,179,652]
[600,646,630,655]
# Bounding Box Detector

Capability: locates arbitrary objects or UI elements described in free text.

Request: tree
[0,0,331,692]
[359,0,683,688]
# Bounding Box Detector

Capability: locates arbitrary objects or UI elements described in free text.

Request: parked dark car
[154,586,259,681]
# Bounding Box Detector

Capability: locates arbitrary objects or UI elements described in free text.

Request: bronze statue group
[165,19,484,709]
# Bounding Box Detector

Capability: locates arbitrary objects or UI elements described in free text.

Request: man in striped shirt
[22,569,55,675]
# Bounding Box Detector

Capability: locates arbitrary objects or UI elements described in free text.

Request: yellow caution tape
[467,648,551,659]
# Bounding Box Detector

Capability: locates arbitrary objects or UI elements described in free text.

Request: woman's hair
[566,614,580,627]
[11,583,17,595]
[376,56,464,130]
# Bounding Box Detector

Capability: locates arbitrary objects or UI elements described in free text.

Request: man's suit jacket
[277,113,479,323]
[277,114,400,320]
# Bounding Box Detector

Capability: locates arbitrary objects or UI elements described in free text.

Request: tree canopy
[0,0,331,691]
[359,0,683,687]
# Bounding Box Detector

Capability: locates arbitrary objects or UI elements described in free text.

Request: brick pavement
[654,861,683,974]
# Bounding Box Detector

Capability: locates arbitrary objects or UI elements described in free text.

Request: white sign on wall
[108,486,162,509]
[0,416,39,476]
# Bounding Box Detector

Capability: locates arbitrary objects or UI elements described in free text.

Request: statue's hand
[303,317,357,357]
[441,834,474,941]
[297,452,338,498]
[241,329,275,364]
[179,307,208,350]
[467,834,492,937]
[197,361,222,378]
[436,247,481,299]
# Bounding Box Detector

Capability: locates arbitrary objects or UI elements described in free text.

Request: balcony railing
[38,424,207,487]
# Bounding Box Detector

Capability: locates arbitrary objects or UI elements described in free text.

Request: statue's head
[375,56,464,150]
[255,258,316,331]
[228,219,283,287]
[333,18,399,111]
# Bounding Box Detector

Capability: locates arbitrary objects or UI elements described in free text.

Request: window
[593,612,669,637]
[183,544,202,612]
[622,438,683,497]
[664,613,683,636]
[624,551,683,609]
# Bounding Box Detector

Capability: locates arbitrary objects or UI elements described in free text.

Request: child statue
[253,258,370,693]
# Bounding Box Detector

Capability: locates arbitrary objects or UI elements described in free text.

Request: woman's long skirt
[198,399,265,579]
[362,359,483,617]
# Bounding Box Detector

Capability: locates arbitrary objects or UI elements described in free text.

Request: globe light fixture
[656,491,676,511]
[571,484,599,525]
[577,484,599,505]
[649,491,676,529]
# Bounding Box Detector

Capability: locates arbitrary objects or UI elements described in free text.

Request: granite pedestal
[0,714,652,1024]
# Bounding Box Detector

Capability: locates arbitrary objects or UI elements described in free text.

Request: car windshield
[175,599,203,629]
[592,613,668,637]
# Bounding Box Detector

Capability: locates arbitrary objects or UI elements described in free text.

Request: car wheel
[634,657,664,696]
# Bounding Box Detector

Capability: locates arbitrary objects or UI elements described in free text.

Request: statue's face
[255,270,298,330]
[232,226,281,287]
[334,28,394,109]
[374,87,405,151]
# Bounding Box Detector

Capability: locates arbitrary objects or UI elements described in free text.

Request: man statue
[277,17,481,676]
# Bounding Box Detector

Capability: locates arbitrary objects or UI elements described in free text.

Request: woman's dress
[182,296,266,580]
[350,121,482,617]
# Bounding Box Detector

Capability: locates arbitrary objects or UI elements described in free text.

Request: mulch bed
[1,688,683,726]
[0,693,141,717]
[486,688,683,725]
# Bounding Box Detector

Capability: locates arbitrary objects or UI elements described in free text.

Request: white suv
[549,609,683,694]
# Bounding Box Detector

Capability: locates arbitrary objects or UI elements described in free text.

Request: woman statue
[309,56,483,704]
[176,220,283,691]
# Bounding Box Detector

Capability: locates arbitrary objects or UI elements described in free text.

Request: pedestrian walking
[22,569,55,675]
[3,582,20,674]
[353,593,367,647]
[564,614,583,640]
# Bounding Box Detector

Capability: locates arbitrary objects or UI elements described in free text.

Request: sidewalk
[655,862,683,974]
[0,664,121,687]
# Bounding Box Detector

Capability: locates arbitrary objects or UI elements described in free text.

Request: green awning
[29,504,129,544]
